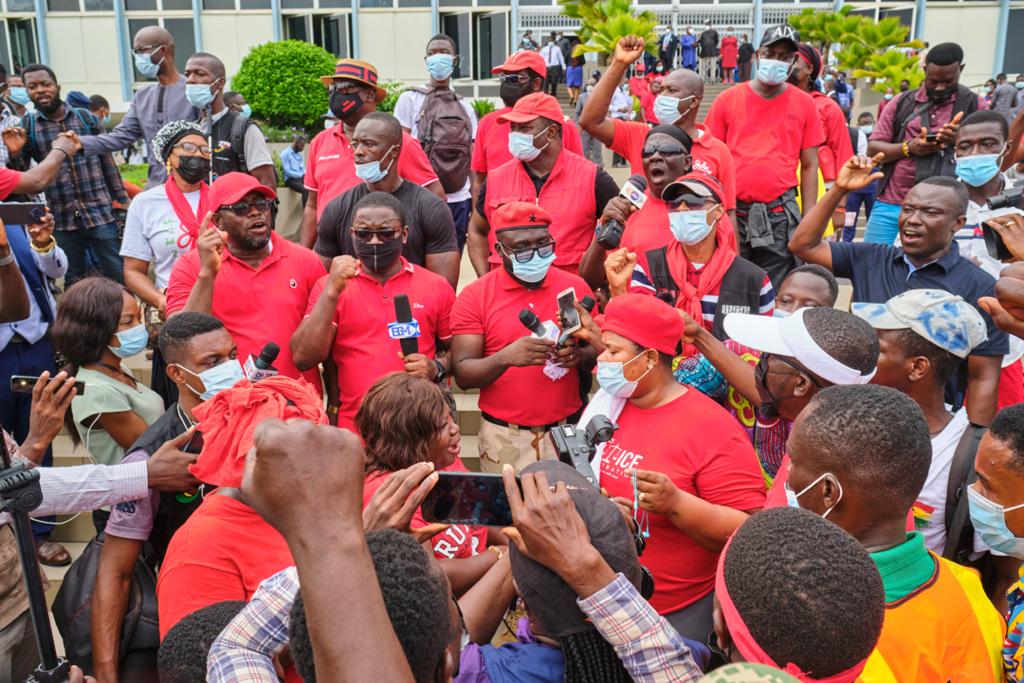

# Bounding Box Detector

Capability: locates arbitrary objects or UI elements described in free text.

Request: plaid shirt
[20,106,127,231]
[578,573,704,683]
[207,567,703,683]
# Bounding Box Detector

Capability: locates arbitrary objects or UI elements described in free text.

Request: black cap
[507,461,641,638]
[760,24,799,51]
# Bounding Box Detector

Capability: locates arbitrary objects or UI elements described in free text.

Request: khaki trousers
[477,418,559,472]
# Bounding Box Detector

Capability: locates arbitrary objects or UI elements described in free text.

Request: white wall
[202,13,275,84]
[358,9,433,84]
[45,15,124,105]
[921,4,1000,85]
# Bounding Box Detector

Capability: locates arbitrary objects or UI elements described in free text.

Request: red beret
[492,201,553,232]
[601,294,683,355]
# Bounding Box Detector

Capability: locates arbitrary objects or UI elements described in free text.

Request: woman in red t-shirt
[358,373,500,594]
[588,294,765,643]
[720,34,738,84]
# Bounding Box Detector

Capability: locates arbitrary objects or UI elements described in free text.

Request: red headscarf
[667,217,737,353]
[189,376,328,488]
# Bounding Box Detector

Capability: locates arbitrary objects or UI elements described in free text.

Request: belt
[481,412,564,432]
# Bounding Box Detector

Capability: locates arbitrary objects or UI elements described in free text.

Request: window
[84,0,114,9]
[286,15,310,40]
[240,0,272,8]
[162,0,193,8]
[474,14,506,79]
[1005,9,1024,73]
[316,14,350,57]
[6,0,35,10]
[46,0,80,11]
[126,0,157,9]
[203,0,236,8]
[442,13,470,76]
[8,18,37,71]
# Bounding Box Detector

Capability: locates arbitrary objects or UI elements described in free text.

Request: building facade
[0,0,1019,108]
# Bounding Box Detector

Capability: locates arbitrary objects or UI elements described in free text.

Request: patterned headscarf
[152,120,206,164]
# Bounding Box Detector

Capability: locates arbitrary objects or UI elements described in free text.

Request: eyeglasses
[499,73,530,84]
[754,353,826,388]
[219,198,275,216]
[132,44,163,57]
[352,228,401,242]
[329,82,365,94]
[641,144,688,159]
[174,142,211,156]
[498,240,555,263]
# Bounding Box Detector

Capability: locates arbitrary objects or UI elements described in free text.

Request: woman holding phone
[358,372,503,594]
[120,120,212,407]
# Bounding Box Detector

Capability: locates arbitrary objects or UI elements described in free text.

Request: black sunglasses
[641,144,688,159]
[352,228,401,242]
[219,198,275,216]
[499,240,555,263]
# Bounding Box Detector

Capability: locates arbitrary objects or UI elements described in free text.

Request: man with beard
[15,64,129,285]
[166,173,326,389]
[299,59,445,249]
[471,51,584,202]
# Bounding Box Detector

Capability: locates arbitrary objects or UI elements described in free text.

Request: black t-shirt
[698,30,719,57]
[738,43,755,63]
[314,181,458,265]
[475,164,620,220]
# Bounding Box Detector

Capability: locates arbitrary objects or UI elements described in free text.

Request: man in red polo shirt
[165,172,326,388]
[291,192,455,432]
[579,36,737,222]
[300,58,444,249]
[467,93,618,276]
[704,25,824,288]
[471,51,584,199]
[452,202,597,471]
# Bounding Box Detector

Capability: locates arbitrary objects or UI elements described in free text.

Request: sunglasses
[352,228,401,242]
[754,353,826,388]
[499,240,555,264]
[174,142,211,156]
[219,198,275,216]
[499,73,531,84]
[641,144,688,159]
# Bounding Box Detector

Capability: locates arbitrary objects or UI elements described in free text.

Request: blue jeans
[863,199,901,245]
[447,199,471,254]
[0,336,57,539]
[56,221,123,286]
[842,181,878,242]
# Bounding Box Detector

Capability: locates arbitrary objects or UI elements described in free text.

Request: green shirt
[71,366,165,466]
[869,531,937,603]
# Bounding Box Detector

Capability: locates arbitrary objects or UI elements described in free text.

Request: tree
[561,0,658,58]
[232,40,337,132]
[788,5,924,92]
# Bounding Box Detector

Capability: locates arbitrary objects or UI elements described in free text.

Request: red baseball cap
[492,50,547,77]
[601,294,683,355]
[210,172,277,211]
[497,93,565,127]
[661,170,726,205]
[491,201,553,232]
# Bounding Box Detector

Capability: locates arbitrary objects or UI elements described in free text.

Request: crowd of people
[1,18,1024,683]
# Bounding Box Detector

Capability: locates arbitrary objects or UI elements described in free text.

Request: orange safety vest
[858,554,1005,682]
[483,150,599,269]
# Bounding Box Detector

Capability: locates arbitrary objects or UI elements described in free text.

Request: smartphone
[557,287,582,341]
[982,221,1013,261]
[181,429,204,455]
[924,133,939,143]
[421,471,516,527]
[10,374,85,395]
[0,202,47,225]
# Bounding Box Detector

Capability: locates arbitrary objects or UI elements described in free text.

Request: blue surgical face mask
[134,49,163,79]
[109,323,149,359]
[596,351,652,398]
[955,151,1004,188]
[654,94,688,125]
[860,124,874,135]
[1017,82,1024,91]
[7,87,29,106]
[176,359,245,401]
[426,54,455,81]
[967,487,1024,557]
[354,145,397,183]
[668,207,716,245]
[508,129,550,162]
[186,83,218,109]
[239,104,252,119]
[884,93,894,101]
[509,250,555,283]
[756,58,792,86]
[773,308,792,319]
[784,472,842,518]
[103,114,112,126]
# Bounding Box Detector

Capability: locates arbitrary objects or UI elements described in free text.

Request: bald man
[184,52,275,188]
[580,35,736,220]
[79,26,198,186]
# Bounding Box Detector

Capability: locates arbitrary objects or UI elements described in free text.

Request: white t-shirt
[119,183,201,289]
[393,89,477,203]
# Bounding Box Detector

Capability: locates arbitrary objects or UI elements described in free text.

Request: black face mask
[500,81,531,108]
[926,86,954,103]
[176,156,211,184]
[330,89,365,121]
[353,238,403,272]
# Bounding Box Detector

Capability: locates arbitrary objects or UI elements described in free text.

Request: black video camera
[594,219,626,250]
[989,185,1024,211]
[549,415,618,489]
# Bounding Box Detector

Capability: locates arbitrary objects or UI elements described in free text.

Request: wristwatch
[433,359,447,383]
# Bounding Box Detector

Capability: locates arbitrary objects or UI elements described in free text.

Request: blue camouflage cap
[851,289,987,359]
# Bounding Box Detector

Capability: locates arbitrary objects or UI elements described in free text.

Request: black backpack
[413,86,472,194]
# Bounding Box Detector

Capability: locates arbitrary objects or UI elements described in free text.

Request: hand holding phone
[421,471,517,526]
[557,287,582,345]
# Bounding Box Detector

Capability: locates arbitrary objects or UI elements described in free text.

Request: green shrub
[232,41,337,132]
[471,98,497,119]
[376,81,409,114]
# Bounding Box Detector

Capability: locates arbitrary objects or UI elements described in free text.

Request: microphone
[519,309,547,338]
[244,342,280,382]
[595,175,649,249]
[390,294,421,356]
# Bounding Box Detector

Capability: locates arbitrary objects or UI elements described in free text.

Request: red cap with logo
[210,172,277,211]
[601,294,683,355]
[497,93,565,127]
[491,50,547,77]
[491,201,553,232]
